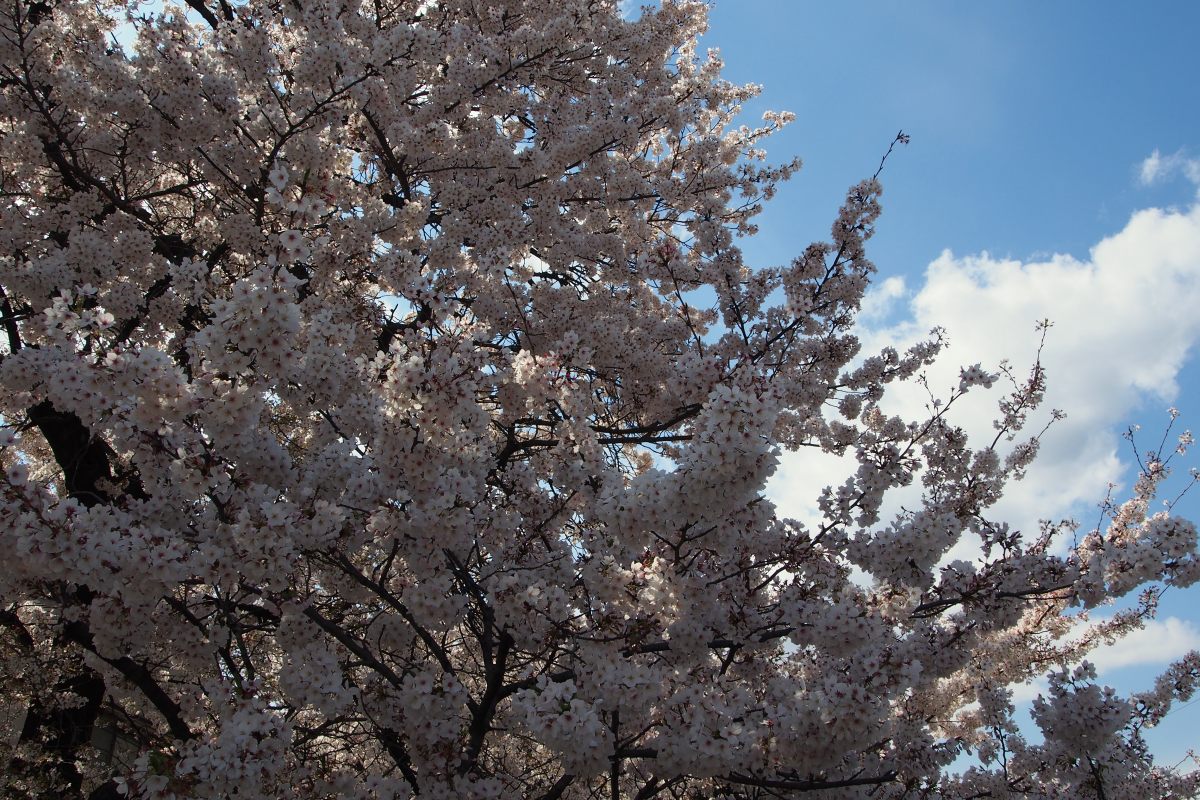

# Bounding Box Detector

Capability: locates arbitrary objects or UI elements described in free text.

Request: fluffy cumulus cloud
[856,274,907,323]
[770,165,1200,552]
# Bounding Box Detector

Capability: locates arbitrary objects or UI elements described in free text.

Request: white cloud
[857,275,907,323]
[1139,148,1200,191]
[1086,616,1200,673]
[1001,618,1200,709]
[1010,676,1049,705]
[1141,149,1168,185]
[880,203,1200,537]
[768,194,1200,549]
[769,446,855,524]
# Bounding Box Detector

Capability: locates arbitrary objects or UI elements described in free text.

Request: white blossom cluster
[1,0,1198,798]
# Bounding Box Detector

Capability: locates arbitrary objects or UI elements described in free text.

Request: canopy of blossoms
[1,1,1198,798]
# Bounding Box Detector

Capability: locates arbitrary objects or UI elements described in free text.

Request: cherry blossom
[1,1,1197,798]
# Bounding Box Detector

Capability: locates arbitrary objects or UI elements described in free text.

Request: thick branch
[377,726,421,793]
[301,605,407,689]
[61,618,194,742]
[26,401,115,507]
[724,770,899,792]
[535,774,575,800]
[183,0,220,28]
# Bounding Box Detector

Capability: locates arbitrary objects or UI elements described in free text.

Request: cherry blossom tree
[2,0,1199,798]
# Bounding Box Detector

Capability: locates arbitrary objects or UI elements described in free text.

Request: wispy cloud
[1087,617,1200,673]
[1139,148,1200,191]
[1007,617,1200,705]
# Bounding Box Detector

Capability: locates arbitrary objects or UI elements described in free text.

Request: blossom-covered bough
[1,0,1198,797]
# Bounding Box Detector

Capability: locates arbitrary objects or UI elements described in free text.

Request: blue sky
[696,0,1200,769]
[702,1,1200,272]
